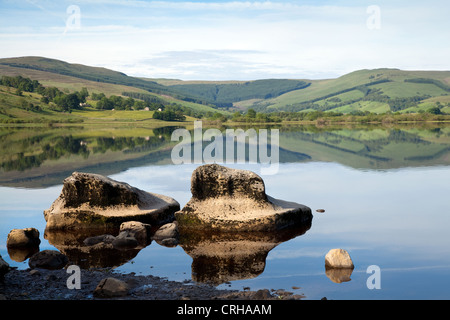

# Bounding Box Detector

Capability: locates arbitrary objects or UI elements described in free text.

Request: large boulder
[44,172,180,230]
[175,164,312,232]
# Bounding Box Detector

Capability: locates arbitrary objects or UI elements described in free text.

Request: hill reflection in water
[1,123,450,188]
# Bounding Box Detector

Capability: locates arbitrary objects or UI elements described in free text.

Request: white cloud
[0,1,449,79]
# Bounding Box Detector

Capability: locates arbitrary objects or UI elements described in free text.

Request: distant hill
[168,79,311,108]
[1,56,449,114]
[0,56,169,92]
[0,56,221,107]
[248,68,450,114]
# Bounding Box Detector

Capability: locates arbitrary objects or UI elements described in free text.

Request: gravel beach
[0,267,305,301]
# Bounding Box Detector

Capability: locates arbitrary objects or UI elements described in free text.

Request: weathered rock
[119,221,151,245]
[325,248,354,269]
[152,222,178,240]
[7,228,41,248]
[44,172,180,230]
[175,164,312,232]
[28,250,68,270]
[94,277,129,298]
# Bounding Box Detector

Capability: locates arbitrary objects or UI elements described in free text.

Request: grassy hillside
[248,69,450,114]
[1,57,449,117]
[0,62,223,122]
[0,56,173,94]
[0,56,223,108]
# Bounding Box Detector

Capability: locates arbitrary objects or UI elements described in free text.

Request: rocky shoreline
[0,267,305,300]
[1,166,343,301]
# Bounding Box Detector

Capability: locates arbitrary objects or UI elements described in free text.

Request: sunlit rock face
[175,164,312,232]
[44,172,180,230]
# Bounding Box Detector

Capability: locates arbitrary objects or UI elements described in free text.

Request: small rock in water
[324,248,354,269]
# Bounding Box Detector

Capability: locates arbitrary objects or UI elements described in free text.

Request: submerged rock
[152,222,178,240]
[44,172,180,230]
[119,221,152,245]
[175,164,312,232]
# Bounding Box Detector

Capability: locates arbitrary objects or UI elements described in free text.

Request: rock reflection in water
[44,219,312,285]
[7,246,40,263]
[44,228,144,269]
[325,268,353,283]
[178,222,312,285]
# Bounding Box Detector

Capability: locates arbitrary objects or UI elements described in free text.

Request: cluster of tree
[229,109,282,123]
[49,88,89,112]
[92,92,168,111]
[152,105,186,121]
[1,75,41,95]
[1,75,90,112]
[123,91,207,119]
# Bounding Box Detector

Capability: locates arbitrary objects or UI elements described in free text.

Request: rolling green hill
[248,69,450,114]
[1,57,449,117]
[0,58,225,123]
[0,56,223,108]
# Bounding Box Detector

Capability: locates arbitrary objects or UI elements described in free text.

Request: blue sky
[0,0,449,80]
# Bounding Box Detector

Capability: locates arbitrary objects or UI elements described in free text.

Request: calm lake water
[1,123,450,300]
